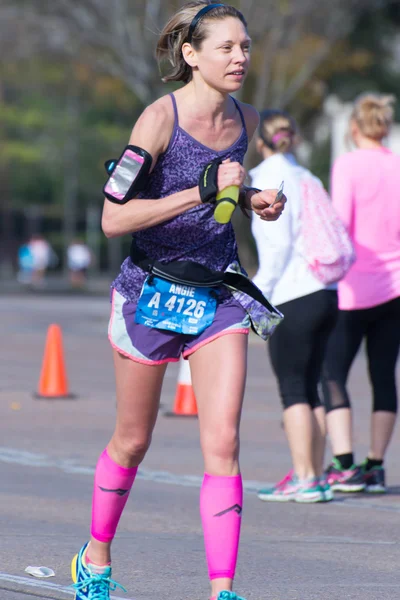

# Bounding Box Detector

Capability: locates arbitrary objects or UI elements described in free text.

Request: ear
[349,119,359,142]
[181,42,198,68]
[255,137,265,154]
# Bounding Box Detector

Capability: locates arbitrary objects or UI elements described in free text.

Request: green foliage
[2,141,41,164]
[2,1,400,270]
[1,58,141,211]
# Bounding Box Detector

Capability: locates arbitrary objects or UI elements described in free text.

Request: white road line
[1,571,400,596]
[0,447,267,493]
[0,572,135,599]
[2,447,397,513]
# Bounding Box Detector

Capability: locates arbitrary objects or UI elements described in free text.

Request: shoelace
[72,572,127,600]
[275,469,294,489]
[217,592,247,600]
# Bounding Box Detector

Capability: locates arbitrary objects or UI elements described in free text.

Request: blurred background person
[67,238,93,288]
[28,234,57,286]
[17,240,34,285]
[251,109,339,504]
[322,93,400,494]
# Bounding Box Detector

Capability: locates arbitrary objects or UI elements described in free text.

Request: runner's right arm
[101,99,244,238]
[102,99,201,238]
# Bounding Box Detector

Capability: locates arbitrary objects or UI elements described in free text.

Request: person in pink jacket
[323,93,400,494]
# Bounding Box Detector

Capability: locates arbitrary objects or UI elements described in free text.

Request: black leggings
[268,290,338,410]
[322,296,400,414]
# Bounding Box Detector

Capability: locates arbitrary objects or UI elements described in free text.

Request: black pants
[269,290,338,410]
[322,296,400,414]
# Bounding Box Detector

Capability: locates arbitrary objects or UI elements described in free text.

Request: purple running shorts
[108,288,250,365]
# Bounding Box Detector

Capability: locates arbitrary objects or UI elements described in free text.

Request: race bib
[135,276,218,335]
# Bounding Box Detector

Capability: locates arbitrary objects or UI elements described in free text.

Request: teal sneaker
[294,477,326,503]
[212,592,247,600]
[258,471,325,503]
[71,542,126,599]
[257,469,296,502]
[319,475,334,502]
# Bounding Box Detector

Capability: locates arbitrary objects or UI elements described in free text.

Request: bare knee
[109,432,152,467]
[202,427,239,475]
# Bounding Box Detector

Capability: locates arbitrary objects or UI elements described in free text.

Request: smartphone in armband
[103,145,153,204]
[269,181,284,208]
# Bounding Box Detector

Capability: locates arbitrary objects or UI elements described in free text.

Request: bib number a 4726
[135,276,218,335]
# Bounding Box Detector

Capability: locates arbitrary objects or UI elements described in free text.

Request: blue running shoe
[360,459,386,493]
[71,542,126,599]
[324,458,365,492]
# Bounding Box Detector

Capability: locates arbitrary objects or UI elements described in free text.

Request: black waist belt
[130,241,224,287]
[129,240,277,312]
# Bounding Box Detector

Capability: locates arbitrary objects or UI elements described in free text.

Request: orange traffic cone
[34,324,75,399]
[164,357,197,417]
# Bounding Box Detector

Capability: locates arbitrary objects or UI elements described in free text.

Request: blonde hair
[258,109,297,153]
[351,93,396,140]
[156,1,247,84]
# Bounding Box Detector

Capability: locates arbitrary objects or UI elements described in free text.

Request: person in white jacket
[251,109,338,503]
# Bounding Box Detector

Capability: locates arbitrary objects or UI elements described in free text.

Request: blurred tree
[0,0,395,274]
[326,0,400,109]
[0,56,139,272]
[238,0,385,109]
[0,0,169,103]
[307,0,400,189]
[0,0,386,112]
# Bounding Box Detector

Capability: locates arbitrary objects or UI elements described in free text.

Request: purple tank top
[112,93,248,301]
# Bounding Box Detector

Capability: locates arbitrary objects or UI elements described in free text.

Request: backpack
[300,173,356,285]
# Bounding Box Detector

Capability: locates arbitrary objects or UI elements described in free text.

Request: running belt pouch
[223,271,281,314]
[130,241,224,287]
[199,158,222,203]
[103,145,152,204]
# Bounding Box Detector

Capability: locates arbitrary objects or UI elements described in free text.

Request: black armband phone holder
[199,158,222,203]
[103,145,153,204]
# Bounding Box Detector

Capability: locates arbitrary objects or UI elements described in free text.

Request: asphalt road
[1,294,400,600]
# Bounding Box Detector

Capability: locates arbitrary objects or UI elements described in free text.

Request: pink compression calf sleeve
[91,449,138,543]
[200,473,243,580]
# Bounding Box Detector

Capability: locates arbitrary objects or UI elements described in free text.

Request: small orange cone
[164,357,197,417]
[34,324,75,399]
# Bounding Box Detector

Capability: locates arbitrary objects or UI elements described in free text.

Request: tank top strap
[169,93,179,127]
[232,97,246,130]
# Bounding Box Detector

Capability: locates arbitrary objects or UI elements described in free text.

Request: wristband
[199,158,222,203]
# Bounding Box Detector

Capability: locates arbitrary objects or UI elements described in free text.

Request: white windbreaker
[250,153,335,306]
